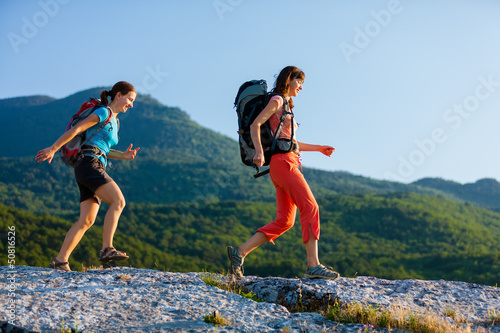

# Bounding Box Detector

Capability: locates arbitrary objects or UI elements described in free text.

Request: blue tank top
[84,106,119,167]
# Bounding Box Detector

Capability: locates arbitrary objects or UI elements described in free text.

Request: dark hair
[272,66,305,109]
[100,81,136,105]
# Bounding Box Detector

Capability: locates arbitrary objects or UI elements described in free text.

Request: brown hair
[272,66,305,109]
[100,81,136,105]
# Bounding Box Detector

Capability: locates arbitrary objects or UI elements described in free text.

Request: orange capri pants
[257,152,320,244]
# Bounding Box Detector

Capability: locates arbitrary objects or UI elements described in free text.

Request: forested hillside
[1,90,500,286]
[2,192,499,285]
[2,89,500,211]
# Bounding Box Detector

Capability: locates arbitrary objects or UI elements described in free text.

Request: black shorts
[74,156,113,204]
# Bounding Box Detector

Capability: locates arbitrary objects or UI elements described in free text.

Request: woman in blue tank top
[36,81,140,271]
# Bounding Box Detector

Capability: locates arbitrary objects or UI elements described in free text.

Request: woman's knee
[77,216,96,229]
[112,196,126,211]
[78,199,99,229]
[276,217,295,231]
[310,201,319,214]
[95,182,126,210]
[299,201,319,223]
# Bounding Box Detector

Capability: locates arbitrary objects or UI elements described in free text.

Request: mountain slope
[1,88,237,162]
[1,89,500,214]
[2,191,500,286]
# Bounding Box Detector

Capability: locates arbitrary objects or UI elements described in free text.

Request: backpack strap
[270,95,294,150]
[104,106,113,123]
[80,106,114,149]
[253,168,270,178]
[253,95,294,179]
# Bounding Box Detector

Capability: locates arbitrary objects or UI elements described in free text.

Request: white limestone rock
[1,266,499,332]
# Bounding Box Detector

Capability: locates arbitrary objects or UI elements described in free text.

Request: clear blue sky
[2,0,500,184]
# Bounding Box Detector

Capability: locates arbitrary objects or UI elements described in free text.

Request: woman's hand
[123,144,140,160]
[108,144,140,160]
[297,142,335,157]
[253,151,265,168]
[36,146,57,164]
[319,145,335,157]
[35,113,100,165]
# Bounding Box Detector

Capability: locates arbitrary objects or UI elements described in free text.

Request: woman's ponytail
[100,90,111,105]
[100,81,135,106]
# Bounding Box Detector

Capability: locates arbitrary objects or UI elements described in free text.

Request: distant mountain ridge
[413,177,500,211]
[0,87,238,163]
[1,89,499,212]
[0,95,55,108]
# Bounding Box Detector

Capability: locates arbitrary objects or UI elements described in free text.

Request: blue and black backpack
[234,79,295,178]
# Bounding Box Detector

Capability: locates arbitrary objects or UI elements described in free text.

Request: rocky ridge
[1,266,499,332]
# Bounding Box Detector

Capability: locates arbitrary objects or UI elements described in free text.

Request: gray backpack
[234,80,295,178]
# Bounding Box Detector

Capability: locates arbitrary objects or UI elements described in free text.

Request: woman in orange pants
[228,66,340,280]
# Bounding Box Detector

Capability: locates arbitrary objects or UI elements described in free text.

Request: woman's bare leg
[238,231,268,258]
[55,198,100,262]
[304,226,320,268]
[95,181,126,251]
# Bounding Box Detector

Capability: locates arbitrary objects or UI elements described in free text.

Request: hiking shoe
[49,257,71,271]
[227,246,244,279]
[304,264,339,280]
[99,247,129,263]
